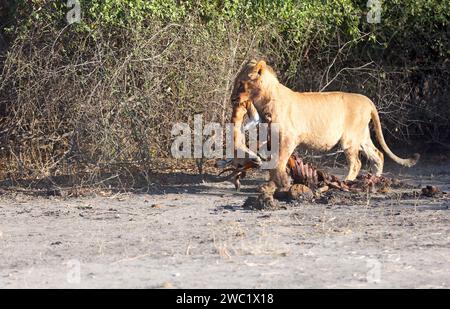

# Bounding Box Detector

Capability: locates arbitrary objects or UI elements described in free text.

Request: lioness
[230,59,419,195]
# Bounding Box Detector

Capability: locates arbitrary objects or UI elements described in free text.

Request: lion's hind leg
[341,136,363,181]
[341,118,372,181]
[343,146,362,181]
[361,137,384,176]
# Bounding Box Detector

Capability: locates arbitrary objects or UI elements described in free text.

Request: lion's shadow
[0,171,263,197]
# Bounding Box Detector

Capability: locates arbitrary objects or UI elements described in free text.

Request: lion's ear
[255,60,266,76]
[249,60,266,80]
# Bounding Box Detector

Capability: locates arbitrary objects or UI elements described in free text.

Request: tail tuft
[405,153,420,167]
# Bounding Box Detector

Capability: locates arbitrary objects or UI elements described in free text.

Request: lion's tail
[370,104,420,167]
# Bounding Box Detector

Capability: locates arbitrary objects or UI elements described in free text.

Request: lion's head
[230,59,278,106]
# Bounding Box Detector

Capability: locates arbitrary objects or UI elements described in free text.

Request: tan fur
[231,59,419,194]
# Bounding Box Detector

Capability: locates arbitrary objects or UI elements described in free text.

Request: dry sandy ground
[0,161,449,288]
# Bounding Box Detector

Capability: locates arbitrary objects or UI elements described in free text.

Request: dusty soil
[0,161,449,288]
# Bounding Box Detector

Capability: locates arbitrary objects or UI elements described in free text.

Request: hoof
[233,178,241,191]
[251,156,262,167]
[234,182,241,191]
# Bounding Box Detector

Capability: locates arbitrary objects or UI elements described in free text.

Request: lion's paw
[243,193,279,210]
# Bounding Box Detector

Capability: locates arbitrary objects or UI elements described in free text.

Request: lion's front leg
[259,136,296,208]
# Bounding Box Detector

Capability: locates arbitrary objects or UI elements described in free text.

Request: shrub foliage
[0,0,449,180]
